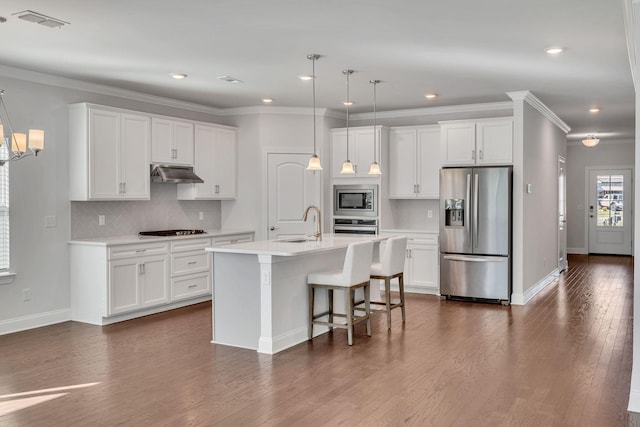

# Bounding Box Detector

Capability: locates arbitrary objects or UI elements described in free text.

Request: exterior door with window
[587,168,632,255]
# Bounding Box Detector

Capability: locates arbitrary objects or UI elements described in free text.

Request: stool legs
[398,273,406,323]
[328,289,334,331]
[308,286,315,340]
[364,282,371,337]
[384,277,392,329]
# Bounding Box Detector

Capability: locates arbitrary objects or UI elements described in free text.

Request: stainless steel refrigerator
[439,166,512,303]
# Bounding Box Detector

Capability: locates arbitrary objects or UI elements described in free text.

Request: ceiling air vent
[13,10,69,28]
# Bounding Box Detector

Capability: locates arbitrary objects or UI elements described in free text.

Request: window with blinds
[0,143,9,270]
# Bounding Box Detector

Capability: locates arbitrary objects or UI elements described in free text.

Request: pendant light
[306,54,323,170]
[340,69,355,174]
[368,79,381,175]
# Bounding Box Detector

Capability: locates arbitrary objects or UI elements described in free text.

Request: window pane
[596,174,623,228]
[0,143,8,270]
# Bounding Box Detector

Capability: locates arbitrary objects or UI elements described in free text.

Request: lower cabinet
[381,232,439,295]
[109,254,169,315]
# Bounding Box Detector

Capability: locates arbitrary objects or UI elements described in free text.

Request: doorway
[266,152,322,240]
[587,168,633,255]
[558,156,567,272]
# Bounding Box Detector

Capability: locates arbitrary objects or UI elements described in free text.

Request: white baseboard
[387,284,440,296]
[568,247,587,254]
[512,269,559,306]
[629,388,640,412]
[0,309,71,335]
[258,325,311,355]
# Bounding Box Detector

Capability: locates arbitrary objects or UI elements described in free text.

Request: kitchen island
[206,234,385,354]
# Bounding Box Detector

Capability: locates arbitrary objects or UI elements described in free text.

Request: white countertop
[206,233,386,257]
[381,229,439,236]
[69,229,255,246]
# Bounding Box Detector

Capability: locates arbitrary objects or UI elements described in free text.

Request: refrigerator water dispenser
[444,199,464,226]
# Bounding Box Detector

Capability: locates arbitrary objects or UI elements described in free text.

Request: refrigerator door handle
[474,173,479,249]
[466,173,472,243]
[443,255,506,263]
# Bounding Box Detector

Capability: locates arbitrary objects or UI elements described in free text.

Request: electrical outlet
[427,210,433,218]
[23,288,31,301]
[199,212,204,221]
[98,215,105,226]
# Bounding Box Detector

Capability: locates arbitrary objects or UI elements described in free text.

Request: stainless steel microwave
[333,184,378,217]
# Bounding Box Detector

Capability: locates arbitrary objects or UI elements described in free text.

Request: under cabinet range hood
[150,164,204,184]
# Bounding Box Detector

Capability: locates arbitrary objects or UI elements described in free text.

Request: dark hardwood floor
[0,254,633,426]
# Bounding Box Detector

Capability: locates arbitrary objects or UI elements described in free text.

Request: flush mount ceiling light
[425,93,438,99]
[170,73,187,80]
[298,75,313,81]
[368,80,381,176]
[14,10,68,28]
[262,98,274,104]
[0,89,45,165]
[340,69,355,175]
[217,75,243,84]
[305,54,322,171]
[582,135,600,147]
[589,107,601,113]
[545,47,564,55]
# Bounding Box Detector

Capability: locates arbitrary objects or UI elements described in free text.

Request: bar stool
[307,241,374,346]
[370,236,407,329]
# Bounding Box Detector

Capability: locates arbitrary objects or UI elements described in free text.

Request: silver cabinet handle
[188,284,198,288]
[479,149,483,160]
[472,149,475,160]
[138,263,145,274]
[187,261,197,265]
[416,184,420,194]
[269,226,278,231]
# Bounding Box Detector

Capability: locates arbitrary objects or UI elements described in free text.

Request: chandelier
[0,89,44,165]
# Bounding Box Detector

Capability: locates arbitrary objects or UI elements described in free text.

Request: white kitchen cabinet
[331,126,384,178]
[388,125,440,198]
[177,124,237,200]
[211,232,255,246]
[109,253,169,315]
[69,103,151,201]
[440,117,513,166]
[170,237,212,301]
[151,117,194,165]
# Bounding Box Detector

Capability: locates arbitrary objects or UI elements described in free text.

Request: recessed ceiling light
[425,93,438,99]
[343,100,354,106]
[589,107,601,113]
[170,73,187,80]
[298,75,314,81]
[262,98,274,104]
[217,75,243,84]
[545,47,564,55]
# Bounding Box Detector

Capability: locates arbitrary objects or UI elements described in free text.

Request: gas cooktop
[139,229,206,237]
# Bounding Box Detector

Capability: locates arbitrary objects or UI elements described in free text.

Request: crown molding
[349,101,513,121]
[0,64,226,115]
[217,105,343,119]
[507,90,571,133]
[623,0,639,89]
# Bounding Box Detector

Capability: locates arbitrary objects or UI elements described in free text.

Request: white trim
[0,272,16,285]
[567,247,587,255]
[629,388,640,413]
[623,0,638,89]
[388,283,439,295]
[506,91,571,133]
[220,106,343,120]
[0,309,71,335]
[259,325,310,355]
[511,269,559,306]
[350,101,513,120]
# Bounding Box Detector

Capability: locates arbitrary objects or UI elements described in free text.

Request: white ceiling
[0,0,635,141]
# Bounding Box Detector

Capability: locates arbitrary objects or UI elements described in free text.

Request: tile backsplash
[71,184,222,239]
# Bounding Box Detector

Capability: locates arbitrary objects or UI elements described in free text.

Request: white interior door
[587,168,633,255]
[267,153,321,240]
[558,156,568,272]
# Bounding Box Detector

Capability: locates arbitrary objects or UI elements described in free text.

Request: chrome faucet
[303,205,322,241]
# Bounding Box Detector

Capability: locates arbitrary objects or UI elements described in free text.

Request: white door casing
[558,156,568,272]
[587,167,633,255]
[267,153,321,240]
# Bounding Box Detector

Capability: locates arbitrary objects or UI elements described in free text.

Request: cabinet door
[440,122,476,166]
[388,128,418,198]
[151,117,174,164]
[408,242,439,290]
[353,128,376,177]
[120,113,150,200]
[416,126,441,198]
[140,255,169,308]
[109,258,140,315]
[212,128,237,198]
[186,124,217,199]
[173,121,194,165]
[476,119,513,165]
[89,108,121,199]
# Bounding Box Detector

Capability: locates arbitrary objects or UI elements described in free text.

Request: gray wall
[565,140,634,253]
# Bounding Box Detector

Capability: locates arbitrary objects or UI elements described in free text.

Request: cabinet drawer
[212,233,254,246]
[170,237,212,253]
[171,273,211,301]
[172,250,210,276]
[109,242,169,260]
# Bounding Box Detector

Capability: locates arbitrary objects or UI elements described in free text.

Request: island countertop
[205,233,387,257]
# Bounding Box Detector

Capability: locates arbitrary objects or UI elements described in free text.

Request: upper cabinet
[151,117,194,165]
[440,117,513,166]
[177,124,237,200]
[388,125,440,199]
[69,103,150,201]
[331,126,384,178]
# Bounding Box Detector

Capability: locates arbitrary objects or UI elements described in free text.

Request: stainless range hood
[150,164,204,184]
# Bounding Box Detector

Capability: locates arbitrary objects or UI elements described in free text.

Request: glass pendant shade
[582,136,600,147]
[307,154,322,170]
[368,161,381,175]
[341,160,355,174]
[28,129,45,152]
[12,133,26,153]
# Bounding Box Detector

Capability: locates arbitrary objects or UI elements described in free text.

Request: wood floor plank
[0,254,634,426]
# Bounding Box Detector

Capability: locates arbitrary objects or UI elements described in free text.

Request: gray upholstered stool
[370,236,408,329]
[307,241,374,346]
